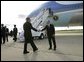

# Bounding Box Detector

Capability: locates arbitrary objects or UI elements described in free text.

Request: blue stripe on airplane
[28,1,83,17]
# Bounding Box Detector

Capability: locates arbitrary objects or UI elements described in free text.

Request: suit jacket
[5,28,9,35]
[23,22,37,42]
[1,26,6,36]
[13,27,18,35]
[42,24,55,37]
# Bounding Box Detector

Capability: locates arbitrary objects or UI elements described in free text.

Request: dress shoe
[33,48,38,52]
[48,48,52,50]
[23,51,29,54]
[53,48,56,50]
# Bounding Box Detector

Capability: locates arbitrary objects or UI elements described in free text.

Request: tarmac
[1,33,83,61]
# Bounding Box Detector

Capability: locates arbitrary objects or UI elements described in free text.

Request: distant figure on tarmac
[5,26,9,42]
[1,24,6,44]
[13,25,18,42]
[23,17,38,54]
[1,24,2,44]
[41,20,56,50]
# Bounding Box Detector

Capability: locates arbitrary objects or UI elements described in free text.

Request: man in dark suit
[1,24,6,44]
[41,20,56,50]
[13,25,18,42]
[23,17,38,54]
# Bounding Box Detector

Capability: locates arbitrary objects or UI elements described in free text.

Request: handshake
[37,29,42,32]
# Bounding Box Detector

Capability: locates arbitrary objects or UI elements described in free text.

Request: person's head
[14,25,16,27]
[26,17,31,23]
[1,24,4,27]
[5,26,6,28]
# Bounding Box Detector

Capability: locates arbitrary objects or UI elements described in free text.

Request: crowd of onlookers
[1,24,18,44]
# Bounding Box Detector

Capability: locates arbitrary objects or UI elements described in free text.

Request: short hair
[26,17,31,22]
[26,17,30,20]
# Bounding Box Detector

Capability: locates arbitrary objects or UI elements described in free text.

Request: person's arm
[30,23,38,31]
[41,25,47,31]
[32,27,38,31]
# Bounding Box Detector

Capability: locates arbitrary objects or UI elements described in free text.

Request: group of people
[23,17,56,54]
[1,24,18,44]
[1,17,56,54]
[1,24,9,44]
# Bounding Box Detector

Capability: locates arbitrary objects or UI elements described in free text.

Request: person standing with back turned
[13,25,18,42]
[41,20,56,50]
[1,24,6,44]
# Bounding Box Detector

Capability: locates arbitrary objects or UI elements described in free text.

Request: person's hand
[37,30,41,32]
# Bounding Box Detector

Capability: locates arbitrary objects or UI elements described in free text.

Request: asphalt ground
[1,33,83,61]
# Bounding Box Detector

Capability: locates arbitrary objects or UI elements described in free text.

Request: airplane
[28,1,83,27]
[17,1,83,41]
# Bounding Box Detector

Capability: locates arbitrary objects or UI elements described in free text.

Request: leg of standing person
[15,35,16,41]
[23,38,29,54]
[52,36,56,50]
[6,34,8,42]
[15,35,17,41]
[13,35,15,41]
[30,39,38,52]
[23,42,29,53]
[5,36,7,42]
[16,34,17,41]
[1,36,2,44]
[3,35,5,44]
[48,36,52,50]
[14,35,16,42]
